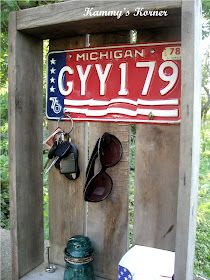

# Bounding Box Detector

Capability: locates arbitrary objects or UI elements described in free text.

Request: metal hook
[56,108,66,127]
[56,109,74,136]
[57,114,64,128]
[64,111,74,136]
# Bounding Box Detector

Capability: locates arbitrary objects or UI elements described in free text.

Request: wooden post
[133,26,181,251]
[8,12,43,279]
[86,32,130,279]
[48,36,87,266]
[175,1,202,279]
[47,32,131,278]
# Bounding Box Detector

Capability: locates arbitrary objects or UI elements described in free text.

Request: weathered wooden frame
[8,1,201,279]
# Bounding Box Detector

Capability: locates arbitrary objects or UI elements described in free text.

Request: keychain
[43,112,80,180]
[43,127,63,151]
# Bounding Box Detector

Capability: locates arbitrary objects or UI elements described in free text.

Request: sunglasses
[84,132,123,202]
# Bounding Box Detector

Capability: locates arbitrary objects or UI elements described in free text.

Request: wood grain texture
[137,26,181,42]
[175,1,202,279]
[133,125,180,251]
[133,26,181,251]
[48,36,87,266]
[87,124,130,280]
[86,33,130,280]
[8,12,44,279]
[16,1,181,39]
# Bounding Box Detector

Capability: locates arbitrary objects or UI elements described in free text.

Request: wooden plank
[8,12,43,279]
[95,277,107,280]
[48,36,87,266]
[175,0,202,279]
[138,26,181,42]
[16,1,181,39]
[18,263,107,279]
[86,32,130,280]
[133,125,180,250]
[133,26,181,251]
[87,124,130,280]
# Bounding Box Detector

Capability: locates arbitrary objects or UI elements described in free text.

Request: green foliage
[0,33,8,88]
[0,144,9,208]
[16,0,38,9]
[129,171,135,246]
[0,0,62,87]
[195,188,210,278]
[0,88,9,228]
[202,1,210,120]
[1,1,18,32]
[130,126,136,172]
[195,216,210,277]
[0,0,18,87]
[43,39,50,240]
[43,154,49,240]
[194,118,210,278]
[201,45,210,119]
[0,154,9,228]
[202,0,210,38]
[16,0,63,9]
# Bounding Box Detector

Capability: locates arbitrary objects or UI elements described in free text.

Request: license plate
[46,42,181,124]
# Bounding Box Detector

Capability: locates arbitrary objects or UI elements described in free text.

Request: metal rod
[45,246,56,273]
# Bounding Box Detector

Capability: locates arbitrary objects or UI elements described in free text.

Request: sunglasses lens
[84,171,112,202]
[100,133,122,167]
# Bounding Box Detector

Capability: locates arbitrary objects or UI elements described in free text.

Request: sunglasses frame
[84,132,123,202]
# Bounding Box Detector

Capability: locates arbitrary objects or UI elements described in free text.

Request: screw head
[148,112,155,120]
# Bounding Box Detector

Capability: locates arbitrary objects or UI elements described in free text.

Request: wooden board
[133,26,181,251]
[8,12,44,279]
[19,263,108,280]
[86,32,130,280]
[16,1,181,39]
[137,26,181,42]
[133,125,180,250]
[48,36,87,266]
[175,1,202,279]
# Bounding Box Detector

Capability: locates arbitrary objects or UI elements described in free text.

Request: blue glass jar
[64,235,95,280]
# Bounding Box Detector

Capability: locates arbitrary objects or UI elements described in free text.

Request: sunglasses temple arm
[85,138,100,185]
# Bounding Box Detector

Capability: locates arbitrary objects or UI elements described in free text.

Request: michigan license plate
[46,42,181,124]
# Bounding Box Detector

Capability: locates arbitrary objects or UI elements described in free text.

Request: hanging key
[48,141,58,159]
[60,152,76,174]
[59,133,73,173]
[45,141,71,173]
[43,141,58,171]
[54,132,65,170]
[60,142,80,180]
